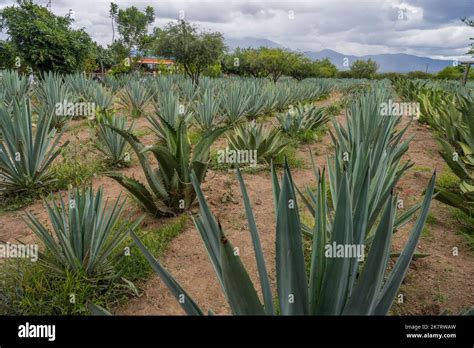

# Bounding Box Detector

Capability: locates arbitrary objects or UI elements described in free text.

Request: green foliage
[0,70,30,105]
[118,79,153,118]
[0,1,95,73]
[227,121,289,164]
[153,20,225,85]
[193,88,221,131]
[35,71,75,129]
[51,141,104,189]
[106,116,226,215]
[130,160,435,315]
[116,215,188,282]
[94,114,134,167]
[0,99,66,194]
[436,66,474,80]
[328,84,416,234]
[110,3,155,60]
[350,59,379,79]
[277,103,329,142]
[25,186,142,278]
[0,215,187,315]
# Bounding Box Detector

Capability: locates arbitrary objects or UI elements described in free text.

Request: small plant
[35,71,75,129]
[220,82,251,124]
[118,80,153,118]
[91,84,114,116]
[0,100,67,195]
[277,103,329,143]
[106,116,226,216]
[435,138,474,216]
[94,115,133,168]
[0,70,30,105]
[24,186,142,278]
[227,121,289,164]
[193,88,221,131]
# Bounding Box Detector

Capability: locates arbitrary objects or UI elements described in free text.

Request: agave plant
[35,71,75,129]
[435,138,474,216]
[24,186,142,278]
[328,85,416,234]
[105,116,226,216]
[129,159,435,315]
[193,88,221,131]
[219,83,251,124]
[0,70,30,105]
[150,91,192,138]
[227,121,289,164]
[91,84,114,116]
[64,73,94,102]
[118,80,153,118]
[277,103,329,141]
[94,114,134,167]
[0,100,67,194]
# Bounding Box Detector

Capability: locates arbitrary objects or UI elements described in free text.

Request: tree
[462,17,474,55]
[111,4,155,66]
[288,54,313,81]
[350,59,378,78]
[0,40,17,69]
[109,2,118,43]
[311,58,338,78]
[258,48,294,83]
[436,65,474,80]
[153,20,225,85]
[0,0,95,73]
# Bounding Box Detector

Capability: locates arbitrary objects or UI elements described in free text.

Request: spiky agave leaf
[24,186,143,278]
[0,99,67,194]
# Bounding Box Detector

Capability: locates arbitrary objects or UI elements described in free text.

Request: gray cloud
[0,0,472,59]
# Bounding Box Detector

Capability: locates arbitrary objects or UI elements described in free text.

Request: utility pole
[47,1,52,10]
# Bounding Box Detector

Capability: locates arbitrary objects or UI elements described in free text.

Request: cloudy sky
[0,0,473,60]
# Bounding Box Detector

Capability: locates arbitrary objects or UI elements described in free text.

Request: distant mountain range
[225,38,453,73]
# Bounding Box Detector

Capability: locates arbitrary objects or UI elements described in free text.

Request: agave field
[0,70,472,316]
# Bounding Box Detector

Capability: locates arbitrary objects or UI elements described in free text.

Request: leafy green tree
[221,48,269,78]
[350,59,378,78]
[0,0,95,73]
[436,65,474,80]
[0,40,17,69]
[289,54,313,81]
[153,20,225,85]
[312,58,338,78]
[258,48,294,83]
[110,3,155,64]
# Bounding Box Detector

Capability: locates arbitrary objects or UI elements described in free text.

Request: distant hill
[303,49,453,73]
[225,37,284,50]
[224,37,453,73]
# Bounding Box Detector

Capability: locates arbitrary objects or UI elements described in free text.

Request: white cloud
[0,0,472,58]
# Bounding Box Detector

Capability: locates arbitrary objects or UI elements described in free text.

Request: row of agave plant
[0,70,333,129]
[88,82,436,315]
[1,72,436,315]
[0,68,332,279]
[393,77,473,217]
[0,70,334,206]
